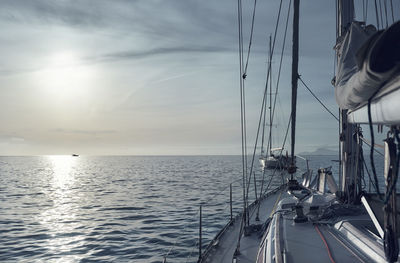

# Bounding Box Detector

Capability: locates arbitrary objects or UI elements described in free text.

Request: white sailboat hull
[259,155,294,170]
[259,156,281,169]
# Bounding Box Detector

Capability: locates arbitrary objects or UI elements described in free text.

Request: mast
[337,0,358,203]
[268,35,273,156]
[261,95,266,156]
[289,0,299,176]
[261,37,272,158]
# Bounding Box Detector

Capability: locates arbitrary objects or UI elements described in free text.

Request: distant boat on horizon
[72,154,79,157]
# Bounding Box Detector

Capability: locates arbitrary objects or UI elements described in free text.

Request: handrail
[163,172,288,262]
[198,184,285,263]
[162,178,243,262]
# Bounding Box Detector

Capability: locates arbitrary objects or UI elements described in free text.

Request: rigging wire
[241,0,249,207]
[270,0,292,149]
[383,0,389,28]
[256,0,291,219]
[362,154,378,192]
[360,137,385,156]
[243,0,258,76]
[360,144,367,192]
[241,2,250,222]
[363,0,366,22]
[354,130,363,201]
[360,137,384,149]
[374,0,381,29]
[335,0,338,40]
[334,1,340,187]
[261,58,267,155]
[298,76,339,122]
[390,0,394,23]
[362,0,369,23]
[244,0,284,215]
[367,98,382,197]
[264,35,273,158]
[237,0,248,234]
[260,114,291,200]
[379,0,384,28]
[235,0,246,256]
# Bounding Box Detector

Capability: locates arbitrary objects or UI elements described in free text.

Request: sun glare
[40,155,84,259]
[34,51,95,104]
[49,51,78,68]
[48,155,76,186]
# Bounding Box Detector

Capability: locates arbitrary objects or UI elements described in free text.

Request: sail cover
[335,21,400,110]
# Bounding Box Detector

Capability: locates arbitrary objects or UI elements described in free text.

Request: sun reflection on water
[50,155,75,186]
[39,155,85,261]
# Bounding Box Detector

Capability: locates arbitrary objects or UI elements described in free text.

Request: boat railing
[198,184,285,263]
[162,178,243,262]
[162,172,284,262]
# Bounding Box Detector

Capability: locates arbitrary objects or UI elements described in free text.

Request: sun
[34,51,95,104]
[49,51,78,68]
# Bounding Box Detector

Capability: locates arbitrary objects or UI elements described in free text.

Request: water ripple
[0,155,344,262]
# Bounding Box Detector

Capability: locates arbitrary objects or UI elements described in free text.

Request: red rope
[315,225,336,263]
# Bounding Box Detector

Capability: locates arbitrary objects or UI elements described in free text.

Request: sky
[0,0,397,156]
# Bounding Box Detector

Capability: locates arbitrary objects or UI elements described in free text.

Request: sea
[0,154,384,262]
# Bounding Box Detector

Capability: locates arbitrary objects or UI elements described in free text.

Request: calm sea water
[0,154,382,262]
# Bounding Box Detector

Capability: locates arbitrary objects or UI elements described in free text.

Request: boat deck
[258,189,387,263]
[199,186,283,263]
[200,184,389,263]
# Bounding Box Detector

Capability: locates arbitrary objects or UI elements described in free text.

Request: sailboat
[259,147,287,169]
[163,0,400,262]
[258,36,292,171]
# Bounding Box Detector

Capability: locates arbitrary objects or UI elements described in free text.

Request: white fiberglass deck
[200,184,393,263]
[199,186,283,263]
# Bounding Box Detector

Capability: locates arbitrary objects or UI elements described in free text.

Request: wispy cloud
[0,44,232,77]
[0,0,107,27]
[52,129,117,136]
[0,134,26,144]
[0,0,366,155]
[84,46,233,63]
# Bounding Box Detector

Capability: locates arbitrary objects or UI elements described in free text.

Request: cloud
[52,129,117,136]
[84,46,233,63]
[0,44,233,77]
[0,134,26,144]
[0,0,233,35]
[0,0,240,77]
[0,0,107,28]
[1,0,384,155]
